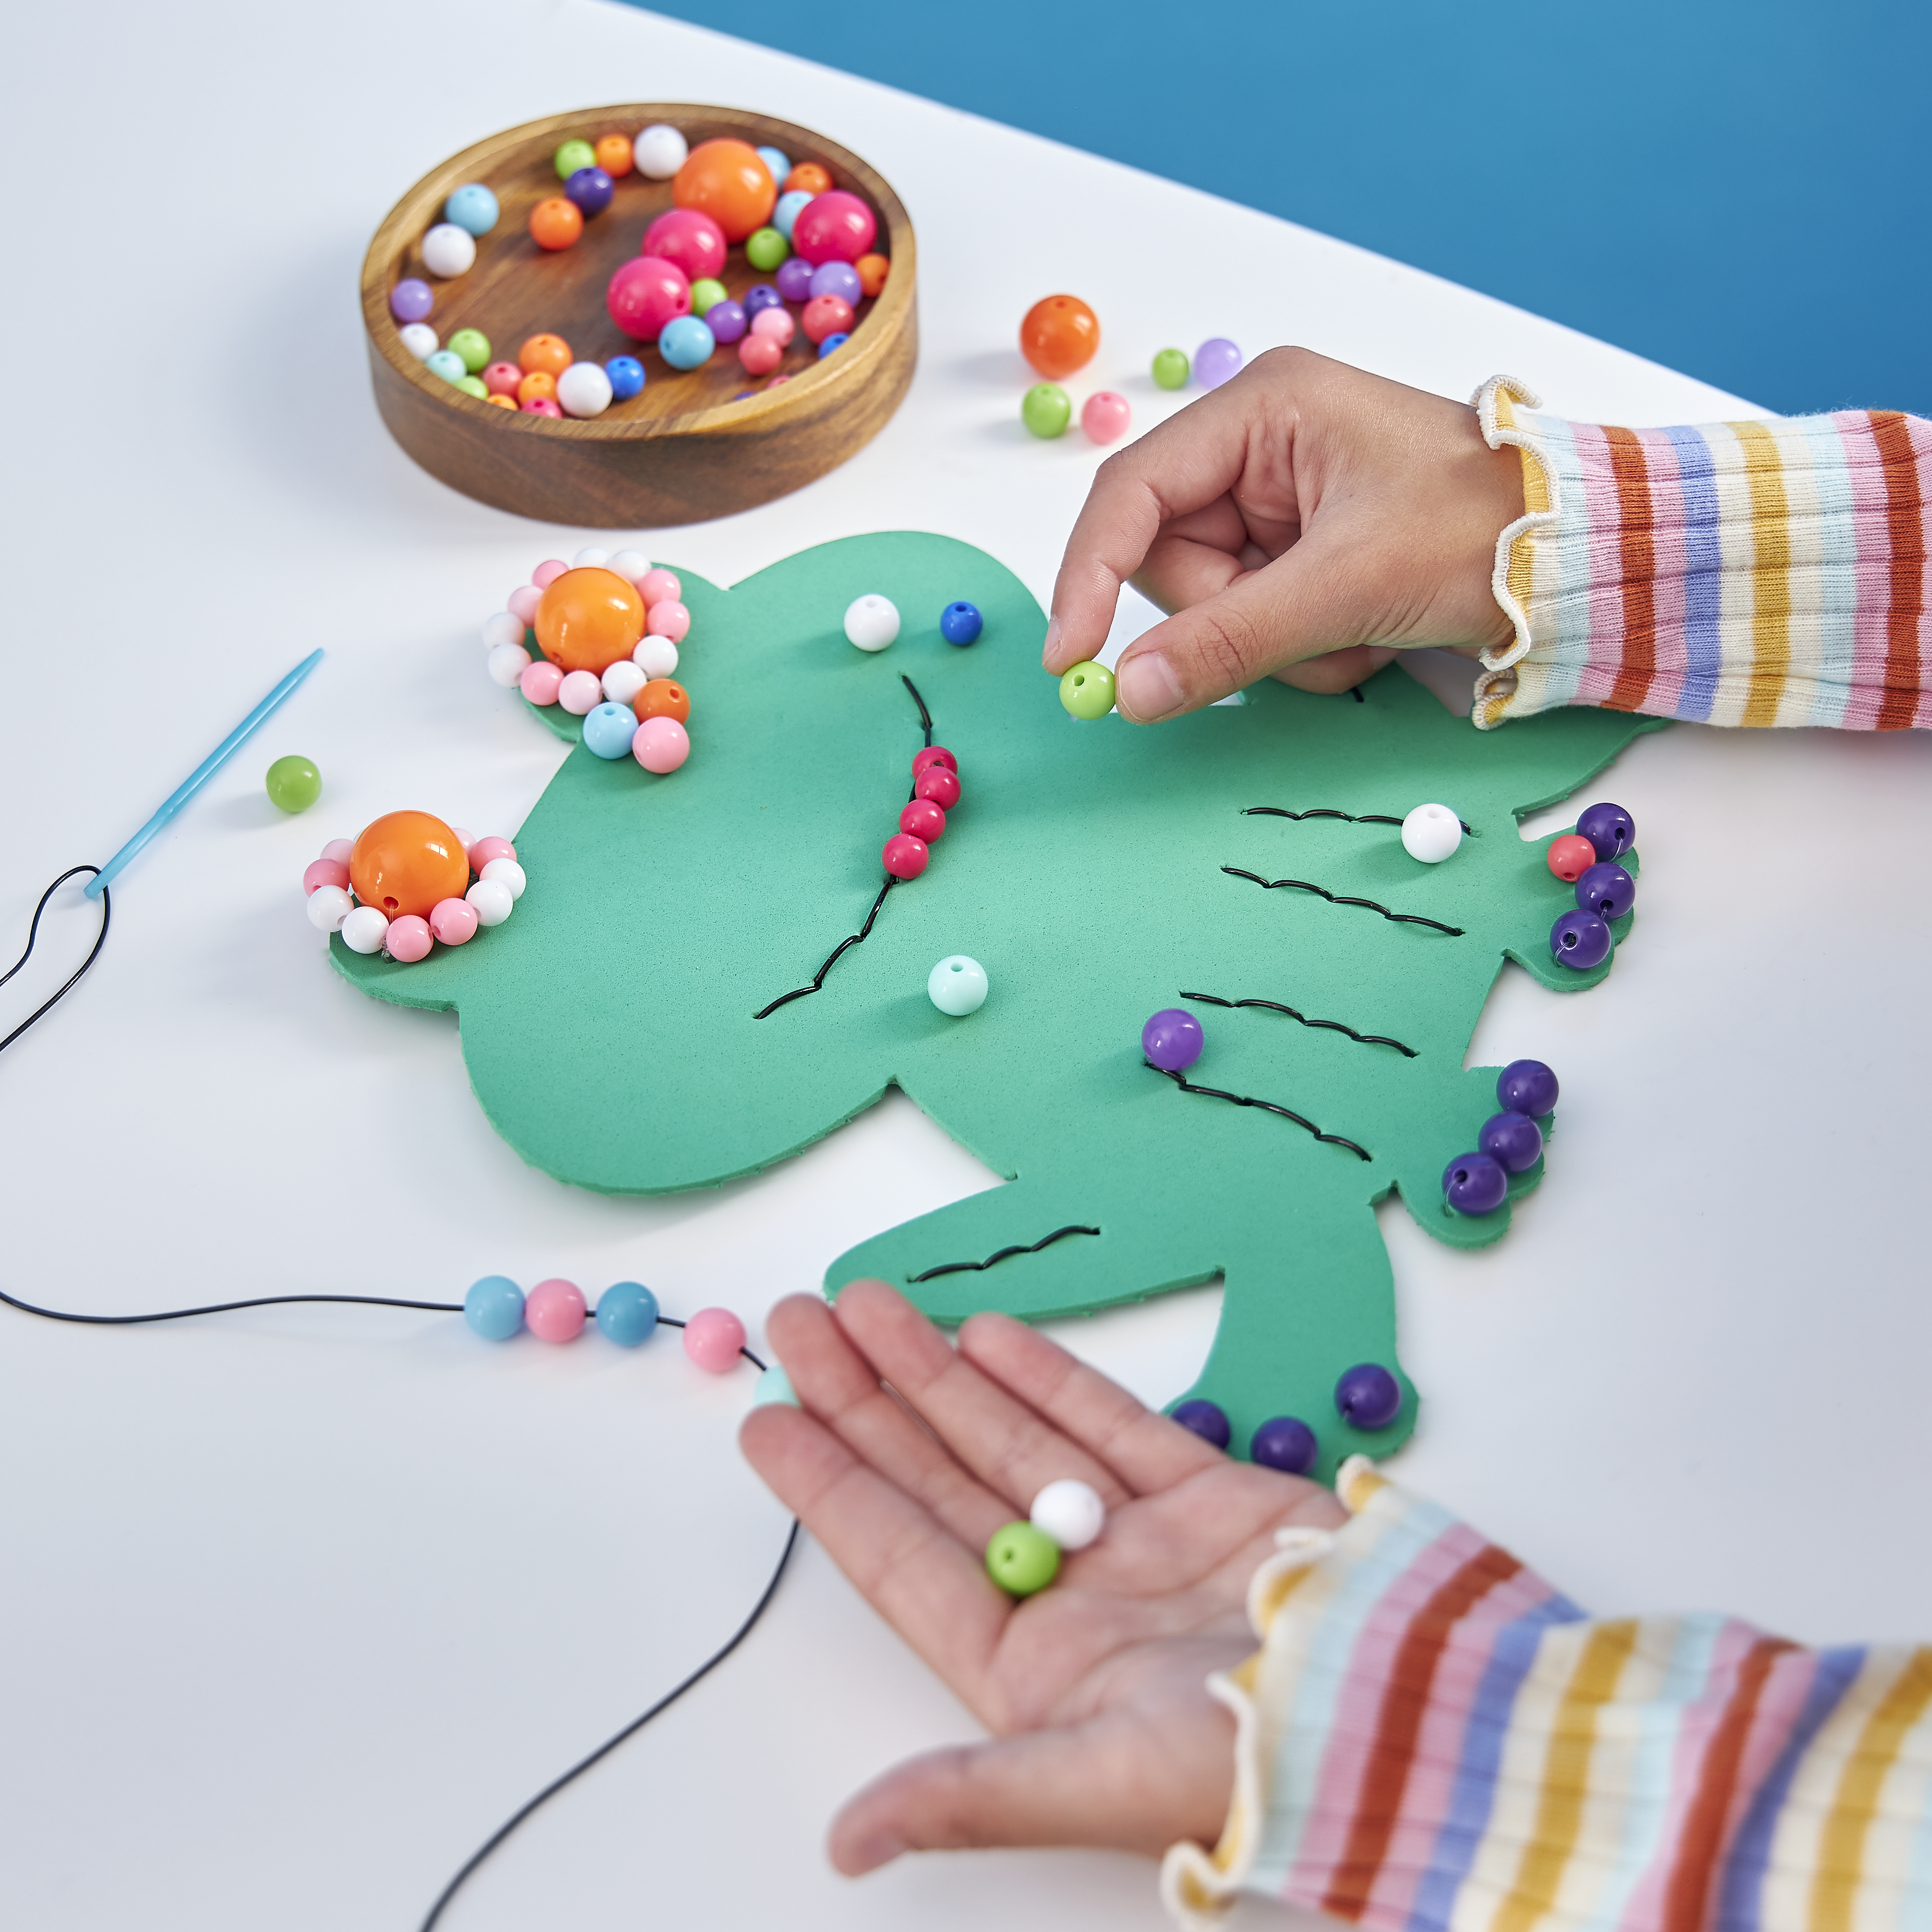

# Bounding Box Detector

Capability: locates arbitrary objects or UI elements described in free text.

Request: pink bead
[682,1306,745,1373]
[303,859,349,896]
[749,305,795,346]
[1082,391,1131,444]
[801,295,854,344]
[385,914,434,963]
[532,560,568,588]
[790,190,877,265]
[766,374,790,388]
[642,208,727,283]
[451,826,474,849]
[526,1278,587,1344]
[520,659,564,705]
[882,832,929,879]
[912,746,957,778]
[507,584,542,624]
[321,838,354,866]
[646,599,690,642]
[522,397,563,417]
[429,897,478,944]
[633,715,690,774]
[738,333,782,376]
[914,765,961,809]
[638,568,681,606]
[559,668,602,714]
[466,835,516,871]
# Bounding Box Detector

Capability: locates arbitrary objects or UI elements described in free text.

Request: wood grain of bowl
[360,106,917,528]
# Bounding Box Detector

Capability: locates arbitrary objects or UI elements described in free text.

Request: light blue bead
[772,190,812,240]
[817,332,849,359]
[927,954,989,1015]
[465,1275,525,1340]
[582,700,639,760]
[657,315,716,371]
[596,1280,660,1347]
[606,355,645,400]
[757,146,791,186]
[753,1365,799,1407]
[443,183,500,236]
[425,349,468,384]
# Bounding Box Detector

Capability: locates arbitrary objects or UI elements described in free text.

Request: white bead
[558,669,602,714]
[608,548,651,582]
[466,878,514,926]
[480,857,526,901]
[1030,1478,1105,1552]
[634,123,688,179]
[1400,803,1463,864]
[573,544,612,568]
[843,594,901,652]
[481,611,526,650]
[420,222,476,278]
[601,660,646,706]
[487,642,532,687]
[557,363,614,419]
[339,906,391,954]
[306,884,353,932]
[633,636,678,678]
[927,954,989,1015]
[398,322,438,360]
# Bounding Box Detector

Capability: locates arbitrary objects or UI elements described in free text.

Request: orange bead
[784,162,832,197]
[529,196,583,251]
[519,333,574,377]
[535,568,645,674]
[632,677,690,725]
[855,252,890,298]
[486,394,516,410]
[673,138,777,242]
[517,371,558,405]
[349,812,469,921]
[594,133,634,178]
[1020,295,1100,380]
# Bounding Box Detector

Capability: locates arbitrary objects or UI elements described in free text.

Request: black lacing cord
[0,867,111,1056]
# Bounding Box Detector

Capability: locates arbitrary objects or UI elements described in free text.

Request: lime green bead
[448,328,491,373]
[689,277,727,316]
[744,226,789,271]
[985,1521,1060,1596]
[554,139,596,180]
[1022,383,1072,439]
[1152,347,1190,390]
[455,374,489,399]
[265,755,321,814]
[1059,660,1116,719]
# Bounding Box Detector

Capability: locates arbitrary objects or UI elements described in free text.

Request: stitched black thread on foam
[1,867,111,1059]
[1243,805,1475,835]
[1220,866,1466,937]
[1144,1063,1373,1162]
[908,1224,1100,1283]
[1179,991,1417,1058]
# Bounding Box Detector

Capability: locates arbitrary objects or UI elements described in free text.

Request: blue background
[635,0,1928,418]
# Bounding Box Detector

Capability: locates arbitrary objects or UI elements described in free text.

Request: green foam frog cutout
[335,535,1653,1478]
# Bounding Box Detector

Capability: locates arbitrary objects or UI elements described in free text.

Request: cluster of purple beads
[1440,1056,1559,1216]
[1171,1364,1403,1477]
[1551,801,1638,971]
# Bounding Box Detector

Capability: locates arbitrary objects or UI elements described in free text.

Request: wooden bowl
[359,107,917,527]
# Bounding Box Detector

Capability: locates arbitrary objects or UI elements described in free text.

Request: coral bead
[633,678,690,724]
[1030,1477,1105,1551]
[737,333,782,376]
[801,294,854,344]
[682,1306,746,1372]
[526,1278,587,1343]
[1547,833,1597,882]
[349,811,468,921]
[482,360,522,397]
[646,599,690,642]
[1021,295,1100,379]
[303,859,349,896]
[913,765,960,809]
[643,207,727,282]
[385,914,433,963]
[607,256,692,341]
[882,833,928,879]
[790,189,877,263]
[535,567,645,674]
[900,798,944,841]
[430,897,478,945]
[1081,391,1131,444]
[633,716,690,773]
[673,138,777,242]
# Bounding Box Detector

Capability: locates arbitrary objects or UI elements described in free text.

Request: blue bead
[596,1280,660,1347]
[443,183,500,236]
[657,316,715,370]
[564,166,615,217]
[582,701,639,760]
[1575,861,1634,920]
[1496,1058,1558,1116]
[424,350,467,384]
[752,1364,799,1407]
[1576,800,1635,862]
[1551,907,1613,969]
[1334,1363,1403,1431]
[1170,1398,1231,1448]
[605,355,645,400]
[1478,1110,1543,1172]
[940,601,983,645]
[1251,1415,1318,1474]
[756,146,791,186]
[1441,1149,1509,1214]
[743,283,782,318]
[1142,1007,1204,1072]
[772,189,812,239]
[464,1275,525,1340]
[817,332,848,358]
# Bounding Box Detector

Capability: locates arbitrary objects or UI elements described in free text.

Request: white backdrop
[2,4,1927,1928]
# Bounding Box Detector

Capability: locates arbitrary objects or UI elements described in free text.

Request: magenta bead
[882,832,929,879]
[646,598,690,641]
[1082,391,1131,444]
[507,584,541,624]
[633,715,690,772]
[532,559,568,589]
[526,1277,587,1343]
[607,255,693,341]
[467,834,516,870]
[912,746,958,777]
[522,397,563,417]
[682,1306,745,1372]
[642,207,728,282]
[520,660,564,705]
[914,765,961,809]
[430,897,478,945]
[303,858,349,896]
[638,568,681,606]
[790,190,877,264]
[384,914,434,963]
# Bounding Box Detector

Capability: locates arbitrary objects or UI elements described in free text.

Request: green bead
[1059,661,1116,719]
[744,226,789,271]
[985,1521,1060,1596]
[554,139,596,180]
[448,328,491,373]
[689,277,727,316]
[265,755,321,814]
[455,374,489,399]
[1152,347,1190,390]
[1022,383,1072,439]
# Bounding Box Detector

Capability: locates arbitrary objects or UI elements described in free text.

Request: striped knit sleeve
[1467,374,1932,731]
[1160,1460,1932,1932]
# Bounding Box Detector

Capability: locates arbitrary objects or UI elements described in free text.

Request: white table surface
[3,4,1928,1927]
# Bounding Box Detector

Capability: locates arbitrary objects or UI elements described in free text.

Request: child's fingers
[1272,643,1399,695]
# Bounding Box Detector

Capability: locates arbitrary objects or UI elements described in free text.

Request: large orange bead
[534,567,645,673]
[673,138,777,242]
[350,812,469,920]
[1021,295,1100,380]
[632,677,690,724]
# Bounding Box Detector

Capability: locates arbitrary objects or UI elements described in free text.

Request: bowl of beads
[360,106,916,527]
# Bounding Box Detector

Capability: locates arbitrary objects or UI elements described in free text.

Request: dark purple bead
[1441,1149,1509,1214]
[1170,1398,1230,1449]
[1575,861,1634,921]
[1576,801,1635,862]
[705,299,749,344]
[1478,1110,1543,1173]
[775,256,816,302]
[564,166,615,217]
[1496,1058,1558,1116]
[1142,1007,1204,1072]
[1551,907,1613,969]
[1334,1363,1403,1431]
[743,283,783,317]
[1250,1415,1318,1475]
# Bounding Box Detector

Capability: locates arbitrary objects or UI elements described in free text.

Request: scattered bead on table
[1022,382,1072,438]
[1021,295,1100,379]
[940,600,983,645]
[843,593,900,652]
[927,954,988,1015]
[265,755,321,814]
[1081,391,1130,444]
[1152,347,1189,389]
[1195,338,1243,388]
[1400,802,1462,863]
[1141,1007,1204,1072]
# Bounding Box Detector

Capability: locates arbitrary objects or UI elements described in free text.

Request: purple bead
[705,299,748,344]
[775,256,816,302]
[808,259,863,306]
[564,166,614,217]
[1334,1363,1402,1431]
[1576,800,1635,862]
[1575,861,1634,921]
[1194,338,1243,389]
[1478,1110,1543,1173]
[743,283,783,318]
[1442,1149,1509,1214]
[1551,907,1613,970]
[1141,1007,1204,1072]
[389,277,434,324]
[1171,1398,1230,1449]
[1250,1415,1318,1475]
[1496,1058,1558,1116]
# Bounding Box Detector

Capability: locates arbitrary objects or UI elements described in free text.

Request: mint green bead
[554,139,596,180]
[753,1365,798,1408]
[1152,347,1190,390]
[744,226,789,271]
[985,1521,1060,1596]
[1022,382,1072,438]
[1059,660,1116,719]
[265,755,321,813]
[448,328,491,373]
[689,277,727,316]
[454,374,489,399]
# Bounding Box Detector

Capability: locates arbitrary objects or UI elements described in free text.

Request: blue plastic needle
[84,649,325,899]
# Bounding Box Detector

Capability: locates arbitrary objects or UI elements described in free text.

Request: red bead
[882,833,929,879]
[801,294,855,344]
[914,765,960,809]
[1547,833,1597,883]
[900,798,945,841]
[912,745,957,777]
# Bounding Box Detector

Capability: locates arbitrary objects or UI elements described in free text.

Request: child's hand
[1044,348,1525,721]
[739,1280,1344,1872]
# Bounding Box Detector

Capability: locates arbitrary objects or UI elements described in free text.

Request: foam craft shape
[334,535,1655,1478]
